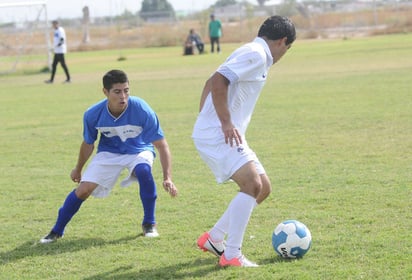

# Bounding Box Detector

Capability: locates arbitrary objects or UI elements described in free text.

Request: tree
[214,0,238,7]
[257,0,268,6]
[139,0,175,21]
[277,0,298,17]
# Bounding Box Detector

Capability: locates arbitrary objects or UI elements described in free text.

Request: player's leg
[60,54,71,82]
[219,161,261,267]
[45,54,59,83]
[208,165,270,241]
[197,206,228,257]
[40,182,97,243]
[40,153,122,243]
[133,163,158,237]
[194,139,259,265]
[216,38,221,53]
[198,163,261,266]
[218,193,257,267]
[256,173,271,204]
[53,182,97,234]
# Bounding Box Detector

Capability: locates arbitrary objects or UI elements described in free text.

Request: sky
[0,0,264,23]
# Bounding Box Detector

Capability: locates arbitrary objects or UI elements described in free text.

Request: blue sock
[134,163,157,225]
[52,190,84,236]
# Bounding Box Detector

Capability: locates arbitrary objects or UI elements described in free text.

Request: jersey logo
[98,125,143,142]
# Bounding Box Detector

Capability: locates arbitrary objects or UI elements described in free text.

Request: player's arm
[152,138,177,197]
[210,72,242,146]
[57,37,64,47]
[70,141,94,183]
[56,30,64,47]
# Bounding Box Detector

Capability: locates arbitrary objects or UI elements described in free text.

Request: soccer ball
[272,220,312,259]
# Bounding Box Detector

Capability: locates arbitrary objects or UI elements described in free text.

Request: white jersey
[192,37,273,140]
[53,26,67,54]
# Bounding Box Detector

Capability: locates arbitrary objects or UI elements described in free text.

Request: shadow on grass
[259,255,298,265]
[83,258,220,280]
[82,255,292,279]
[1,236,296,279]
[0,235,137,266]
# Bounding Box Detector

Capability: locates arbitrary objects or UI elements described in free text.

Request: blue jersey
[83,96,164,155]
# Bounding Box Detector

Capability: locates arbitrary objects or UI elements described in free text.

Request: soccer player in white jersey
[193,16,296,267]
[45,20,71,84]
[40,69,177,243]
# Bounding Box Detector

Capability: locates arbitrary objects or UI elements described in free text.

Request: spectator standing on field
[40,69,178,244]
[209,14,222,53]
[45,20,71,84]
[193,16,296,267]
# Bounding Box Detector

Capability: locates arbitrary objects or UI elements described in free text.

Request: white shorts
[81,151,154,198]
[193,138,265,183]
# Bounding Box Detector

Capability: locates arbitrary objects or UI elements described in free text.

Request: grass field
[0,34,411,279]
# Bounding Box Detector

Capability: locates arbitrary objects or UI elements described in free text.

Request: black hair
[258,16,296,45]
[103,69,128,90]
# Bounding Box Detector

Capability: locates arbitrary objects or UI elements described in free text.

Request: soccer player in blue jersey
[40,69,177,243]
[193,16,296,267]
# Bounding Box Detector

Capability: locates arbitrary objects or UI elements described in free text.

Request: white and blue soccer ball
[272,220,312,259]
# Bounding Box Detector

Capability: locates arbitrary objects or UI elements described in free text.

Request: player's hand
[163,180,178,197]
[222,124,242,147]
[70,168,82,183]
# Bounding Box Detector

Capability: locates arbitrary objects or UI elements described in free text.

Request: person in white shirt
[193,15,296,267]
[45,20,71,84]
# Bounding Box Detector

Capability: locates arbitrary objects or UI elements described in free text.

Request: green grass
[0,34,411,279]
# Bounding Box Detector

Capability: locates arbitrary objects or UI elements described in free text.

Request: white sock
[209,209,229,242]
[223,192,255,260]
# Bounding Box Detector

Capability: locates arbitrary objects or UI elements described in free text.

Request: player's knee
[262,184,272,199]
[134,163,151,178]
[134,163,156,198]
[134,163,155,188]
[75,183,96,200]
[265,183,272,195]
[240,179,262,198]
[254,180,263,196]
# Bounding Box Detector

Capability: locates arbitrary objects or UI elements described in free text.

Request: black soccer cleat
[40,231,62,244]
